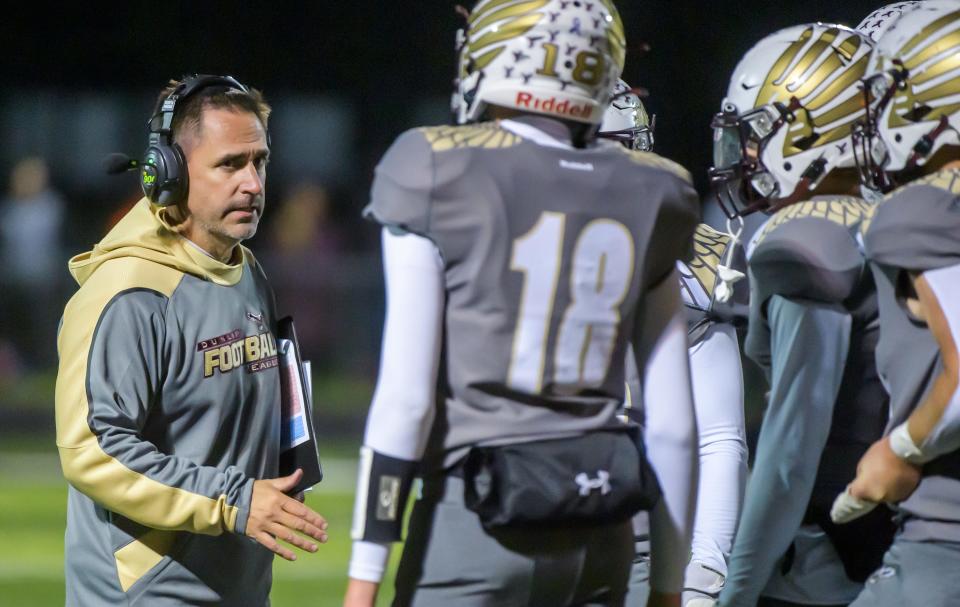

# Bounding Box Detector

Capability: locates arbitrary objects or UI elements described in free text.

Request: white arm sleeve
[688,322,747,575]
[348,227,445,582]
[637,270,699,594]
[914,264,960,458]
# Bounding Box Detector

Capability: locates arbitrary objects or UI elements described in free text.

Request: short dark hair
[153,78,271,146]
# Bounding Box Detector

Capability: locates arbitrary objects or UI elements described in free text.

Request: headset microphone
[103,153,140,175]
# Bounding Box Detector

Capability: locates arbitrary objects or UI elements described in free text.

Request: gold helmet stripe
[816,93,867,128]
[807,54,869,111]
[911,51,960,86]
[469,0,526,25]
[597,0,626,68]
[756,27,815,106]
[752,27,868,156]
[471,0,549,34]
[785,29,862,102]
[898,9,960,59]
[474,46,507,71]
[470,13,544,55]
[888,10,960,128]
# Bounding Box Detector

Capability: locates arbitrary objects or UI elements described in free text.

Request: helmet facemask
[852,62,911,193]
[709,98,806,218]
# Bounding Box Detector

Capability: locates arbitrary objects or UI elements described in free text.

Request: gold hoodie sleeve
[56,257,247,535]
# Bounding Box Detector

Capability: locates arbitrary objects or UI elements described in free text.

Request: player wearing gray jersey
[710,23,898,607]
[344,3,700,607]
[601,83,748,607]
[828,4,960,605]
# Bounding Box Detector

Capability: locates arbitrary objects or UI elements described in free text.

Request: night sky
[4,0,890,196]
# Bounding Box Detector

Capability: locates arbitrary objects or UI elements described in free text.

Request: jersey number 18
[508,211,635,393]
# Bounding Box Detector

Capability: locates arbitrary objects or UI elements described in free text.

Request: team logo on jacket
[198,326,278,377]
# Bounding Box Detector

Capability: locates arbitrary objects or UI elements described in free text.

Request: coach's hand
[246,468,328,561]
[343,578,378,607]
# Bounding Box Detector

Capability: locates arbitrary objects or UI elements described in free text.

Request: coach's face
[180,107,269,262]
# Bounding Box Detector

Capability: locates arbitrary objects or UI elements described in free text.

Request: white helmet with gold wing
[854,0,960,191]
[598,79,655,151]
[709,24,874,217]
[452,0,627,125]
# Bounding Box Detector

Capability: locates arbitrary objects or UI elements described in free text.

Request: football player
[600,83,749,607]
[343,2,701,607]
[829,3,960,605]
[709,23,898,607]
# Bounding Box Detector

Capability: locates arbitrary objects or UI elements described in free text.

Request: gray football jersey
[366,118,699,470]
[864,168,960,542]
[745,196,887,513]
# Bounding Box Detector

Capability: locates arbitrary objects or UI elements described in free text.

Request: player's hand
[343,578,379,607]
[246,468,328,561]
[848,437,921,503]
[647,590,681,607]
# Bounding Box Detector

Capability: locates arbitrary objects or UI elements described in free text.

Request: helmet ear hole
[784,162,793,172]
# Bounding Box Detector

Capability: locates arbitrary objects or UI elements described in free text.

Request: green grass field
[0,447,401,607]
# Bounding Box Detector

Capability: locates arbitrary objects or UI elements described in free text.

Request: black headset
[141,74,252,206]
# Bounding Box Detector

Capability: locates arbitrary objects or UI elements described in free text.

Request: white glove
[682,560,725,607]
[830,489,879,524]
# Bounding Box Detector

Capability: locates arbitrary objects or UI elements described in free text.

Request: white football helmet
[598,79,655,151]
[709,24,874,217]
[452,0,627,125]
[856,2,926,42]
[853,0,960,192]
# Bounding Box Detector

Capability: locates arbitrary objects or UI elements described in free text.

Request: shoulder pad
[416,122,523,153]
[643,180,700,288]
[866,169,960,271]
[619,148,693,184]
[364,128,436,236]
[750,198,868,304]
[750,197,873,251]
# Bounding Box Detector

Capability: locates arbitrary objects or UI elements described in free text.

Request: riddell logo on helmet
[515,92,591,118]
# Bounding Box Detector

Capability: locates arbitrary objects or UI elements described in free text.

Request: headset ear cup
[141,143,187,207]
[140,146,165,203]
[160,143,188,207]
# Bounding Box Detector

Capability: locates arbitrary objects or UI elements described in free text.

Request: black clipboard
[277,316,323,494]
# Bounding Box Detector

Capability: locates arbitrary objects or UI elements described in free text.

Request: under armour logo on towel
[575,470,611,496]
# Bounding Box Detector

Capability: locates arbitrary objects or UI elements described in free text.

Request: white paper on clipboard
[279,338,311,450]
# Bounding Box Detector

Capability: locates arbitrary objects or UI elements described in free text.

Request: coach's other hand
[247,468,329,561]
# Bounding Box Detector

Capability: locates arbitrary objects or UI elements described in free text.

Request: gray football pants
[392,475,634,607]
[624,548,650,607]
[849,538,960,607]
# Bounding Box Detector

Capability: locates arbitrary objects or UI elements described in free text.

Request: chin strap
[715,215,746,304]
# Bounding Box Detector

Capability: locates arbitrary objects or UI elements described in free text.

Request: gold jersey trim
[418,123,523,152]
[752,197,873,249]
[688,224,733,299]
[619,148,693,184]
